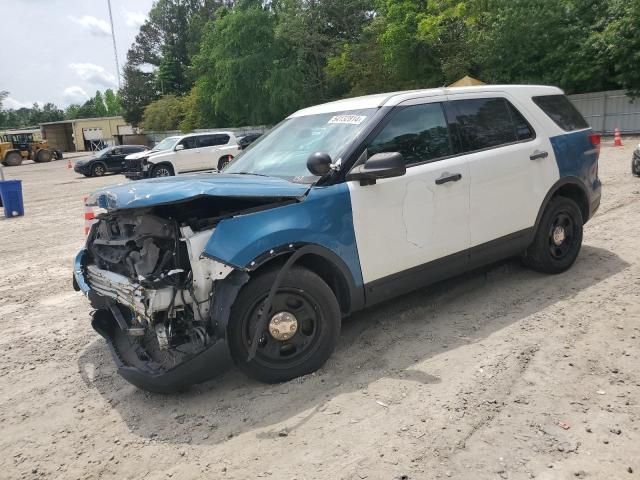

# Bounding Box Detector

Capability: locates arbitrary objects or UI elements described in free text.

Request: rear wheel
[91,162,107,177]
[3,152,22,166]
[34,149,52,163]
[523,196,583,274]
[151,164,174,177]
[217,155,233,171]
[228,266,341,383]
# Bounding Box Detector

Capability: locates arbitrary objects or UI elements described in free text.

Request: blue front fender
[203,183,364,289]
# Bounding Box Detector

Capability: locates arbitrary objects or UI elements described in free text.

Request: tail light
[589,134,601,147]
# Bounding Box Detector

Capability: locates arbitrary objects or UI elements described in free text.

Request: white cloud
[63,86,89,105]
[69,15,111,37]
[123,10,147,28]
[3,97,33,109]
[69,63,118,88]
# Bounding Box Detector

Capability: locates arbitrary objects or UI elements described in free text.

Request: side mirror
[347,152,406,185]
[175,144,185,151]
[307,151,332,176]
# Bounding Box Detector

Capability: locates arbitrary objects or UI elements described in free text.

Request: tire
[228,266,341,383]
[4,152,22,166]
[151,164,174,177]
[523,196,583,274]
[91,162,107,177]
[217,156,233,171]
[632,155,640,177]
[35,149,52,163]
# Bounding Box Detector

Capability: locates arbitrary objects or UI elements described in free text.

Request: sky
[0,0,155,109]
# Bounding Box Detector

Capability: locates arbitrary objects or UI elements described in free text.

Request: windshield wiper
[228,172,270,177]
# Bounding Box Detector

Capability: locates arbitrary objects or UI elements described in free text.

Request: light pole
[107,0,121,90]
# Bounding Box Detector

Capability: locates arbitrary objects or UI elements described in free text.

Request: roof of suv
[289,85,564,117]
[178,131,235,139]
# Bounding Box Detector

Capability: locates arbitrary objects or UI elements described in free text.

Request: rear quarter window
[532,95,589,131]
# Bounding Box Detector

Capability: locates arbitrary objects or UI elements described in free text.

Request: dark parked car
[633,143,640,176]
[74,145,148,177]
[237,133,262,150]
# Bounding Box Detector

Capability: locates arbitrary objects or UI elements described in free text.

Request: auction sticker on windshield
[328,115,367,125]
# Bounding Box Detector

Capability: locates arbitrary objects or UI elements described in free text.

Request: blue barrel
[0,180,24,217]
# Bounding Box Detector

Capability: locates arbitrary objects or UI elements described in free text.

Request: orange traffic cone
[83,197,96,235]
[614,128,623,147]
[67,157,72,169]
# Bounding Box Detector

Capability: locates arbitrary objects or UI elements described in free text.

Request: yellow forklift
[0,131,62,166]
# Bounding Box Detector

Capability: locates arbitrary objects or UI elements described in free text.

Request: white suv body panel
[146,132,240,174]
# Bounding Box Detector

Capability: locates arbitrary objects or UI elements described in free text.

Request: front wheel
[35,149,52,163]
[228,266,341,383]
[91,162,107,177]
[151,164,174,177]
[523,196,583,274]
[632,155,640,177]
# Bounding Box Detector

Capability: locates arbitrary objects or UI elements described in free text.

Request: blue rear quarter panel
[550,129,601,194]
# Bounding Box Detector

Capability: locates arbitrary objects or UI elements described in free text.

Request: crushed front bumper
[91,309,233,393]
[73,249,233,393]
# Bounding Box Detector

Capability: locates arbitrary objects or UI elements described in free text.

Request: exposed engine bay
[82,196,289,379]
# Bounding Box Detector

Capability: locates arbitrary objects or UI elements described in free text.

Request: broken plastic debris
[376,400,389,408]
[557,421,570,430]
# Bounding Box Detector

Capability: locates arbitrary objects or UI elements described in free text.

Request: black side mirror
[347,152,406,185]
[307,152,332,176]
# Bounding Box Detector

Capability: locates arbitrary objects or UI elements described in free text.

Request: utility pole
[107,0,121,90]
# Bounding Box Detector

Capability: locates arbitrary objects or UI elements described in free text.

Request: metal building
[40,116,134,152]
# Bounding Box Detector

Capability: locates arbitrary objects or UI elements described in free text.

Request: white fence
[569,90,640,135]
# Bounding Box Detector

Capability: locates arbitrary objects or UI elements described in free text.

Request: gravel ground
[1,141,639,480]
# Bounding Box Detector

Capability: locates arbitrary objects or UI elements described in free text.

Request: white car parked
[124,132,240,179]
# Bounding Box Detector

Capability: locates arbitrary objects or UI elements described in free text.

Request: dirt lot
[1,143,639,480]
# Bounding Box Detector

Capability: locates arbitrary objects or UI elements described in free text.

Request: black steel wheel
[524,196,583,274]
[632,155,640,177]
[91,162,106,177]
[152,164,174,177]
[228,266,340,383]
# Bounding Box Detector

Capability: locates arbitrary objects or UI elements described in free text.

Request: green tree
[141,94,186,131]
[195,4,303,126]
[120,63,158,125]
[93,91,108,117]
[104,89,123,116]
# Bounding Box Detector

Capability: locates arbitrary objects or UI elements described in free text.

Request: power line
[107,0,121,90]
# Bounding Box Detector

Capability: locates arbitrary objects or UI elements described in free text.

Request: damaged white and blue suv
[73,86,601,392]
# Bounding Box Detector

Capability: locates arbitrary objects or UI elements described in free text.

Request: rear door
[197,134,230,170]
[444,93,558,254]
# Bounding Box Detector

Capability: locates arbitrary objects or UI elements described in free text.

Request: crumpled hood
[86,174,311,210]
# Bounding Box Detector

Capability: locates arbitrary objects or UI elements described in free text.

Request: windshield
[95,146,112,158]
[224,109,377,181]
[152,136,179,152]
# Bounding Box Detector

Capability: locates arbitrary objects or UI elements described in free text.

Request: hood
[125,150,150,160]
[86,174,311,210]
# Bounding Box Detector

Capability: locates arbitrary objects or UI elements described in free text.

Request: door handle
[530,150,549,161]
[435,173,462,185]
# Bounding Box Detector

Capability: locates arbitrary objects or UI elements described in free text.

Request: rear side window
[446,97,533,152]
[368,103,453,165]
[532,94,589,131]
[199,134,230,147]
